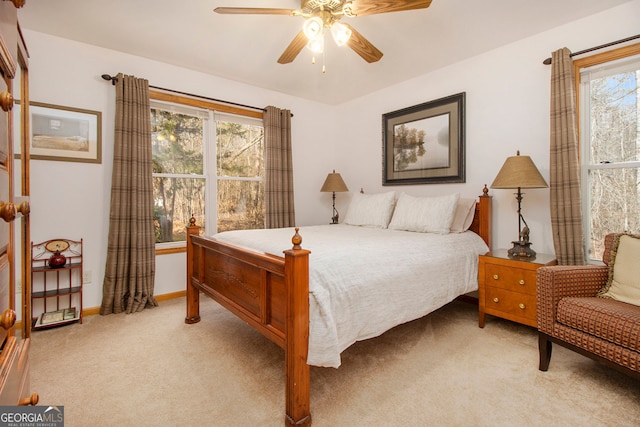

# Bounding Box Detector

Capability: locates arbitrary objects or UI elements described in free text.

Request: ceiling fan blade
[214,7,295,15]
[347,0,432,16]
[343,24,383,63]
[277,30,308,64]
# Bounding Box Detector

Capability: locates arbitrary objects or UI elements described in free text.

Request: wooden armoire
[0,0,37,406]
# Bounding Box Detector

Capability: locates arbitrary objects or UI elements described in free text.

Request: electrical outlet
[83,270,92,284]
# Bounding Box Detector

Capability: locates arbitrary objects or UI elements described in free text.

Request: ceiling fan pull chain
[322,50,326,73]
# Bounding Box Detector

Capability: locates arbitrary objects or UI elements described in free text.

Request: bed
[185,187,492,425]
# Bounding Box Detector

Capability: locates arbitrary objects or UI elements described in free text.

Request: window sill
[155,245,186,256]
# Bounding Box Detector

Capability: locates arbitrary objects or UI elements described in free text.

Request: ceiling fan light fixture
[303,16,324,40]
[330,22,352,46]
[306,34,325,54]
[215,0,409,65]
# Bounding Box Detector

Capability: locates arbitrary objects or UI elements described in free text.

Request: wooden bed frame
[185,187,492,426]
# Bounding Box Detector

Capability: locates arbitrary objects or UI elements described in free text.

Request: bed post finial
[291,227,302,250]
[482,184,489,196]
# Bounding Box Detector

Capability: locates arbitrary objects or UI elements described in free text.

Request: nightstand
[478,249,557,328]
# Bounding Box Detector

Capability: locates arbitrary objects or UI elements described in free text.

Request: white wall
[18,0,640,313]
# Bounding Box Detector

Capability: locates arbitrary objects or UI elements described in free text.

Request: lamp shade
[303,16,324,40]
[331,22,352,46]
[490,151,548,189]
[320,170,349,192]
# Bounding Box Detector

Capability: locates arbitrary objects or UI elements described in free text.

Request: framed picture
[63,307,77,320]
[40,309,64,325]
[16,101,102,163]
[382,92,465,185]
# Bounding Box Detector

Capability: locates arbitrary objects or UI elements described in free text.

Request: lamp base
[330,208,339,224]
[508,241,536,258]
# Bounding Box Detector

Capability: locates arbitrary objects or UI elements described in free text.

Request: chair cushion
[557,296,640,352]
[598,234,640,306]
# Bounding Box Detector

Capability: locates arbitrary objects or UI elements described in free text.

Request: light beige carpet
[30,297,639,427]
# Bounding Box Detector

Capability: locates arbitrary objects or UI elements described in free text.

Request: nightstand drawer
[484,264,537,295]
[484,287,537,323]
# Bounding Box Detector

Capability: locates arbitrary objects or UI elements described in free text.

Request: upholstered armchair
[536,233,640,379]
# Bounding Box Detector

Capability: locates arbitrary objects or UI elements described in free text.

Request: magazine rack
[31,238,83,330]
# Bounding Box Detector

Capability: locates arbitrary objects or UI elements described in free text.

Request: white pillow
[450,198,476,233]
[343,191,396,228]
[388,192,460,234]
[597,234,640,306]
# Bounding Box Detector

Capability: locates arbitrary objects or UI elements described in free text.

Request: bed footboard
[186,222,311,426]
[184,186,491,426]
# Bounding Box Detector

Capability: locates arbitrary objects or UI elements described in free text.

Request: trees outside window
[151,102,264,245]
[216,119,264,232]
[577,47,640,261]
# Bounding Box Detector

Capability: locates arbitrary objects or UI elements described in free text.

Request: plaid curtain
[100,73,158,314]
[264,106,295,228]
[549,48,585,265]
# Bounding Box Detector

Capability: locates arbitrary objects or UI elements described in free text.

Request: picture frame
[40,310,64,324]
[63,307,77,320]
[15,101,102,163]
[382,92,465,185]
[37,307,79,327]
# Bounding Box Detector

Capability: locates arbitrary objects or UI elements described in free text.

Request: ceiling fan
[214,0,433,65]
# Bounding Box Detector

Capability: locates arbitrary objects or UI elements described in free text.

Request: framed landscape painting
[25,102,102,163]
[382,92,465,185]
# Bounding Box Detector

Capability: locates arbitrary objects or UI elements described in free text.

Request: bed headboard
[470,185,492,249]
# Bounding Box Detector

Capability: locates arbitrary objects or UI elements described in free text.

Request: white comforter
[213,224,489,368]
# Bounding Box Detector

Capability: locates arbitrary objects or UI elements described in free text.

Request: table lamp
[491,151,548,258]
[320,170,349,224]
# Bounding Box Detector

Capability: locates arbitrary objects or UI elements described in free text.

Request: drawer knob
[0,91,13,112]
[0,201,16,223]
[519,303,526,310]
[492,274,499,280]
[11,0,27,8]
[493,297,499,303]
[19,393,39,406]
[17,200,30,217]
[519,279,525,285]
[0,309,16,329]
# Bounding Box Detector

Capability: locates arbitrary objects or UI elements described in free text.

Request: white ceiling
[18,0,632,105]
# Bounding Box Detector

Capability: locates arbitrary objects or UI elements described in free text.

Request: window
[151,99,264,246]
[577,45,640,261]
[215,115,265,232]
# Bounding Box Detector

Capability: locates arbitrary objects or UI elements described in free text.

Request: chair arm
[536,265,608,334]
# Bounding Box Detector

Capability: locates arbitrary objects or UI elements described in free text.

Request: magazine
[40,307,78,325]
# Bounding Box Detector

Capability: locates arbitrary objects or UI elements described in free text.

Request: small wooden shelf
[31,262,82,273]
[31,239,83,331]
[31,286,82,299]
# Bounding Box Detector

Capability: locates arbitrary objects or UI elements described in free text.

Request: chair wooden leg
[538,333,552,371]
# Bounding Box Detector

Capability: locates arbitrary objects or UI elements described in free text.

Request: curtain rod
[542,34,640,65]
[101,74,267,113]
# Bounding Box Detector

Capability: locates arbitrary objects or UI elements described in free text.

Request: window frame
[150,90,264,254]
[574,42,640,262]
